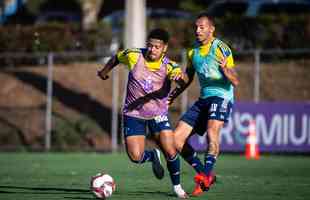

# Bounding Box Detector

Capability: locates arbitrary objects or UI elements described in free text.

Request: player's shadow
[0,185,93,199]
[5,71,121,134]
[0,185,89,193]
[124,190,175,198]
[0,185,177,199]
[64,197,94,200]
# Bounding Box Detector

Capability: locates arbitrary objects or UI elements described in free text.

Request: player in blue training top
[168,12,239,196]
[98,28,188,198]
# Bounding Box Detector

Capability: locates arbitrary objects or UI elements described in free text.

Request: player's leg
[159,130,188,198]
[192,120,222,196]
[123,115,164,179]
[204,119,223,175]
[150,117,188,198]
[174,120,208,197]
[203,97,233,177]
[193,97,233,196]
[174,121,192,151]
[184,98,216,196]
[125,135,147,163]
[174,101,206,175]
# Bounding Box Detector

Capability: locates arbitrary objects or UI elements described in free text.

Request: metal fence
[0,48,309,151]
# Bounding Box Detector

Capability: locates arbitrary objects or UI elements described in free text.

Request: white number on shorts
[154,115,168,123]
[210,103,218,113]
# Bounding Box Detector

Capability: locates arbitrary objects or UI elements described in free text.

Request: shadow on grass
[0,185,90,195]
[64,197,94,200]
[120,190,174,198]
[0,185,176,199]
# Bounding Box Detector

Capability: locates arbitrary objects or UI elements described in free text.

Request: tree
[180,0,205,14]
[79,0,103,31]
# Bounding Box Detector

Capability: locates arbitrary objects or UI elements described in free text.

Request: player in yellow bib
[98,29,188,198]
[169,13,239,196]
[117,48,182,78]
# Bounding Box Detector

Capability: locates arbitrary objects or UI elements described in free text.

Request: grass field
[0,153,309,200]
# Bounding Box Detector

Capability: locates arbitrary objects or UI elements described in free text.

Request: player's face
[146,39,167,61]
[195,17,215,44]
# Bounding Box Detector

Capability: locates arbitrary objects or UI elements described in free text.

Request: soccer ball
[90,172,116,199]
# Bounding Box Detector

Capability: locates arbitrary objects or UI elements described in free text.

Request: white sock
[173,184,188,198]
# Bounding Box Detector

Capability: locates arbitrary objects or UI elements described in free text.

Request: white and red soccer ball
[90,172,116,199]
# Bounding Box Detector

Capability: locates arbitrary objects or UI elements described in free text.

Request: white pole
[124,0,146,48]
[254,50,260,102]
[111,68,119,152]
[45,53,53,151]
[181,49,188,114]
[111,38,119,152]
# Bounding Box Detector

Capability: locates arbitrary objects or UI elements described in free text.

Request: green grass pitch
[0,152,309,200]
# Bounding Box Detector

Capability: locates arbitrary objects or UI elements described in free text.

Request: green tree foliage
[24,0,49,15]
[179,0,207,14]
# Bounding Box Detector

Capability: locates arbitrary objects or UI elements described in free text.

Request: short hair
[196,12,214,26]
[147,28,170,44]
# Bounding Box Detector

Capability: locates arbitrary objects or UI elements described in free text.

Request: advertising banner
[189,102,310,153]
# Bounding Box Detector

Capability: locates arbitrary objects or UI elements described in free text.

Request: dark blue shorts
[123,115,172,137]
[180,96,233,136]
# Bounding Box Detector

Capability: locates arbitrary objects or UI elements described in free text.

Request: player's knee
[164,148,177,159]
[127,151,143,163]
[174,139,185,152]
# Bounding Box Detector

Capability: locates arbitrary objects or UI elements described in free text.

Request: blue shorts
[180,96,233,136]
[123,115,172,137]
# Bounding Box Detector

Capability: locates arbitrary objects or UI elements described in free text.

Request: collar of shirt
[198,37,215,56]
[144,55,164,71]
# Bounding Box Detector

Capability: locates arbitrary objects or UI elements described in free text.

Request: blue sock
[180,142,205,174]
[166,154,180,185]
[204,154,216,175]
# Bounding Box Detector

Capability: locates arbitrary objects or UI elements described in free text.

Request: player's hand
[219,57,228,69]
[97,70,109,80]
[218,57,239,86]
[167,88,178,106]
[170,72,184,81]
[167,96,174,106]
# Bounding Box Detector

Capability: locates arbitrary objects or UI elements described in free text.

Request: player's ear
[163,44,168,54]
[210,25,215,34]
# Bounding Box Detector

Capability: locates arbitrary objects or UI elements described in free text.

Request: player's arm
[219,58,239,87]
[97,48,139,80]
[218,43,239,87]
[168,61,195,105]
[166,61,186,84]
[97,55,119,80]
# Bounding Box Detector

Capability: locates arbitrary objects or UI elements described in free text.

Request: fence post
[254,49,260,102]
[45,53,54,151]
[181,49,188,114]
[110,38,119,152]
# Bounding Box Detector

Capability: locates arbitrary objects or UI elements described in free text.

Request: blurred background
[0,0,309,153]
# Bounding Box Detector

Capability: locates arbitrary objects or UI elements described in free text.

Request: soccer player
[97,29,188,198]
[168,12,239,196]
